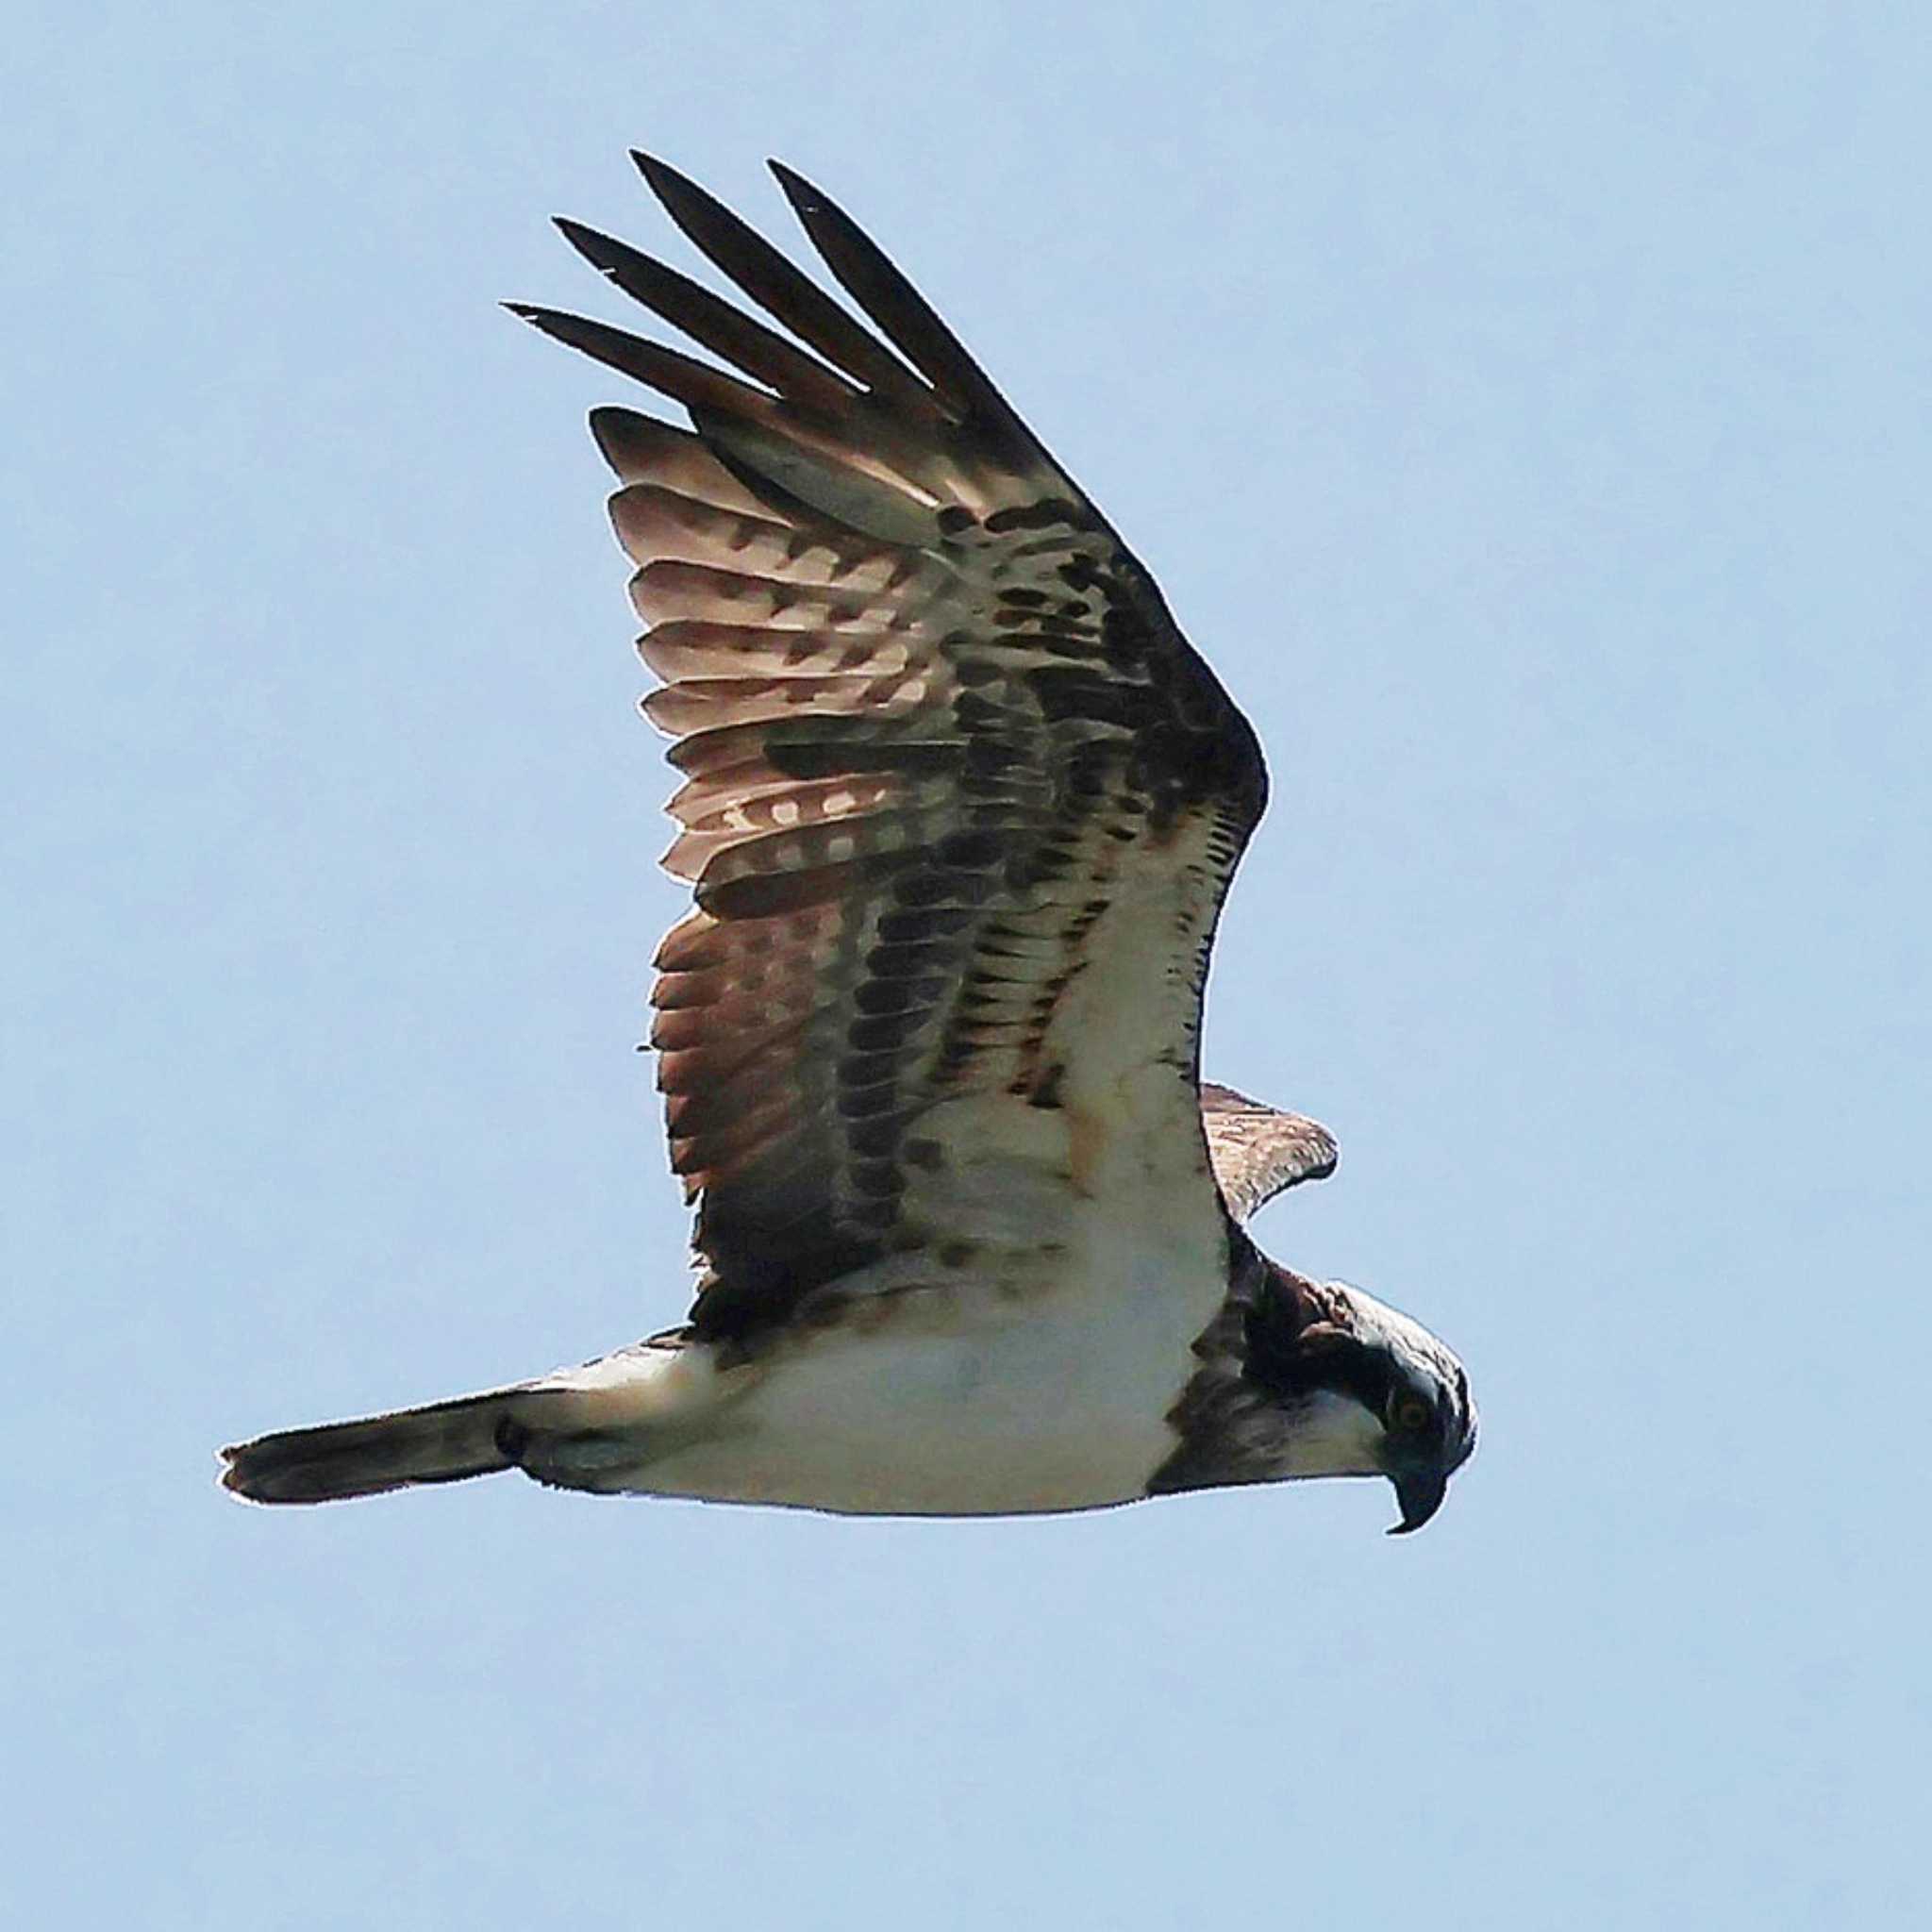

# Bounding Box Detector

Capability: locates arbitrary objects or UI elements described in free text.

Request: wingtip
[502,302,586,352]
[553,216,620,275]
[766,158,820,215]
[503,302,580,345]
[633,149,703,213]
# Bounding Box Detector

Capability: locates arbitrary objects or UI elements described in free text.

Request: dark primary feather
[518,158,1270,1347]
[635,154,936,413]
[765,161,1024,434]
[554,216,859,414]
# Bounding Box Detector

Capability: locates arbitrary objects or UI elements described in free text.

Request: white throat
[1275,1387,1384,1480]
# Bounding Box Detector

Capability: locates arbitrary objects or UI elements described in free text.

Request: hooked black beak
[1386,1469,1448,1536]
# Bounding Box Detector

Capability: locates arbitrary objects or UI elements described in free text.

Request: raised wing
[519,158,1268,1346]
[1199,1083,1338,1222]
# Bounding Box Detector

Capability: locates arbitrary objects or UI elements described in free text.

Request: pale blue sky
[7,4,1927,1926]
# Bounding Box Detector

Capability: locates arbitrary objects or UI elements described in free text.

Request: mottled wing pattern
[519,158,1268,1345]
[1200,1083,1338,1222]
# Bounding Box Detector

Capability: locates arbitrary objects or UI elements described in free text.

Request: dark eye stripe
[1244,1324,1391,1411]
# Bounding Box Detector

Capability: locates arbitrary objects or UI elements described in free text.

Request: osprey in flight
[222,156,1476,1532]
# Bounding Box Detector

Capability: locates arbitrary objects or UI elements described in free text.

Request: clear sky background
[7,4,1927,1926]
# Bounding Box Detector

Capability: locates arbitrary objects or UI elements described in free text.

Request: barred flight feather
[519,156,1271,1345]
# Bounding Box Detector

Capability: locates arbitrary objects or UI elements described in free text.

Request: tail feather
[221,1388,525,1505]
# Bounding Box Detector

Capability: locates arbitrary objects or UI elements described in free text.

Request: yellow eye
[1391,1394,1431,1432]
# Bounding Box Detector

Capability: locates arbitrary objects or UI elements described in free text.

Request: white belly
[566,1192,1230,1516]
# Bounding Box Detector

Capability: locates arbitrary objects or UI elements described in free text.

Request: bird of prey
[221,155,1477,1533]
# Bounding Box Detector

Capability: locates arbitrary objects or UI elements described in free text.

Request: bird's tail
[221,1386,533,1505]
[221,1343,699,1504]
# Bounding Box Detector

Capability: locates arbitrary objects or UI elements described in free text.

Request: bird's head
[1247,1273,1478,1534]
